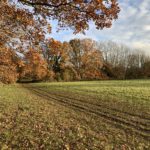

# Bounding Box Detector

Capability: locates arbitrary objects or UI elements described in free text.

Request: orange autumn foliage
[43,39,70,73]
[0,47,18,83]
[69,39,106,80]
[18,0,120,33]
[20,49,49,81]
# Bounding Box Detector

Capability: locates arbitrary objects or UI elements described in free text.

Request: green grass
[0,80,150,149]
[31,80,150,111]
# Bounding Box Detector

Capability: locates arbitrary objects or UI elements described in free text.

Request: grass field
[0,80,150,149]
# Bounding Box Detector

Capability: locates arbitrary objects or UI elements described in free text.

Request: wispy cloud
[49,0,150,55]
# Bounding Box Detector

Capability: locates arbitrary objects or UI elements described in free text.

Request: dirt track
[26,86,150,140]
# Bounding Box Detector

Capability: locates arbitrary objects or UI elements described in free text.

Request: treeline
[0,39,150,84]
[98,41,150,79]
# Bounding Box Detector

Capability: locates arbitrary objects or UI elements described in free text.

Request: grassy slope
[0,80,150,149]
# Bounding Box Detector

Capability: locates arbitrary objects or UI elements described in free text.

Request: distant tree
[69,39,105,80]
[20,49,49,82]
[42,39,70,73]
[97,41,150,79]
[142,60,150,78]
[126,53,150,79]
[69,39,82,79]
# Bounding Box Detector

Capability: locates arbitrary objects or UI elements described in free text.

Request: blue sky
[49,0,150,55]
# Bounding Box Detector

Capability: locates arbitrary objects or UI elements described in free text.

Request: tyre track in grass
[39,88,150,123]
[32,87,150,129]
[25,86,150,140]
[29,85,150,121]
[29,86,150,125]
[62,87,150,120]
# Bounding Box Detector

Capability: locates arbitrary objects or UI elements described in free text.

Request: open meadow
[1,0,150,149]
[0,80,150,149]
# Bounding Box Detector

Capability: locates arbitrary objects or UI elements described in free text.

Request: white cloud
[144,25,150,31]
[131,41,150,55]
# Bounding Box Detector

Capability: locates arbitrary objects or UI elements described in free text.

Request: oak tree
[18,0,120,33]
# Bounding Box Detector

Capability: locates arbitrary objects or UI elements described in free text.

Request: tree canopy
[17,0,120,33]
